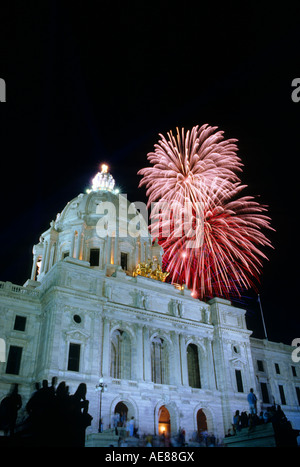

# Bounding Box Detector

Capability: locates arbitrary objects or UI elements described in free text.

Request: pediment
[64,329,90,342]
[229,356,246,366]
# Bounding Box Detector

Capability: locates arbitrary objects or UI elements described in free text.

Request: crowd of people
[1,383,298,447]
[230,404,289,436]
[228,388,298,446]
[0,378,93,446]
[112,412,137,437]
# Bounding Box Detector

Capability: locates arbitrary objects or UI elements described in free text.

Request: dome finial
[88,163,116,193]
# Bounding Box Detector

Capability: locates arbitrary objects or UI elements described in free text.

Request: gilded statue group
[132,262,169,282]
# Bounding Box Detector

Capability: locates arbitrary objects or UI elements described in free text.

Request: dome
[30,165,162,282]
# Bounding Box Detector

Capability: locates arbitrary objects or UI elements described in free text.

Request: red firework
[138,125,274,299]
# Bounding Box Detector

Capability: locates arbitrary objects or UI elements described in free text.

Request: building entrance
[114,401,128,427]
[158,405,170,436]
[197,408,208,435]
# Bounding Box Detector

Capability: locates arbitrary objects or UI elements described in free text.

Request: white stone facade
[0,183,299,441]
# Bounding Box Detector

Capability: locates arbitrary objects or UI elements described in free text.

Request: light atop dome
[87,163,117,193]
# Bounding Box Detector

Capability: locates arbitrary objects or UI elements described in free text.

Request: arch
[114,401,129,427]
[193,405,214,434]
[185,338,207,356]
[110,323,136,343]
[150,331,173,348]
[158,405,171,436]
[110,396,138,429]
[154,401,179,436]
[196,409,207,434]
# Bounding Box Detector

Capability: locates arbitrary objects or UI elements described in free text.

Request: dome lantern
[87,164,116,193]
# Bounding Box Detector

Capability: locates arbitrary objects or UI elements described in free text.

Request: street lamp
[95,377,107,433]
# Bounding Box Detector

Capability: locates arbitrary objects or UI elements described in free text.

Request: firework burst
[138,125,274,299]
[138,124,243,208]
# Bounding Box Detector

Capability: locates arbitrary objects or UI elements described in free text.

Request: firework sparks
[138,125,273,299]
[138,124,243,207]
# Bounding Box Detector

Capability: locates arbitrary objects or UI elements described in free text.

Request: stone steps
[86,428,140,447]
[223,423,276,447]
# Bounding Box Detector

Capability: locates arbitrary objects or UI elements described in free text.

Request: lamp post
[96,377,107,433]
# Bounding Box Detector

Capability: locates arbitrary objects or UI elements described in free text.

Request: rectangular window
[14,315,27,332]
[235,369,244,393]
[278,385,286,405]
[89,248,100,266]
[260,382,270,403]
[63,251,69,259]
[68,343,81,372]
[296,387,300,406]
[121,252,128,271]
[257,360,264,372]
[291,365,297,377]
[275,363,280,374]
[6,345,23,375]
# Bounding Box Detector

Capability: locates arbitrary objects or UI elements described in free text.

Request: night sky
[1,2,299,345]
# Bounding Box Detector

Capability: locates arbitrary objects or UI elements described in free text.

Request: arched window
[187,343,201,388]
[110,329,131,380]
[151,337,169,385]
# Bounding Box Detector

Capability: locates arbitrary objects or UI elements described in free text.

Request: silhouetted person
[67,383,92,446]
[275,405,287,424]
[0,384,22,436]
[52,381,69,446]
[50,376,58,397]
[240,411,248,428]
[233,410,241,433]
[25,382,41,435]
[26,379,55,444]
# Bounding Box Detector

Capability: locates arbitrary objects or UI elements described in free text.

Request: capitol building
[0,166,299,443]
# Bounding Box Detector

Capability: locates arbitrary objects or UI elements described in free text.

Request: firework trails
[138,125,273,299]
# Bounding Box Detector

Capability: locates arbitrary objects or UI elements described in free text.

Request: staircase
[85,428,140,447]
[223,424,276,447]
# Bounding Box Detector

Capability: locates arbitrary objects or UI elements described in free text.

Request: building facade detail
[0,171,299,440]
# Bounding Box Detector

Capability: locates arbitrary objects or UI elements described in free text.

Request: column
[172,331,182,385]
[30,254,38,280]
[141,241,145,263]
[135,324,144,381]
[145,241,149,262]
[106,236,112,264]
[44,241,52,273]
[143,327,151,382]
[207,338,217,389]
[137,237,141,263]
[99,239,105,269]
[75,229,82,259]
[40,242,48,274]
[79,230,85,260]
[180,334,189,386]
[70,230,75,258]
[113,225,118,265]
[101,317,111,377]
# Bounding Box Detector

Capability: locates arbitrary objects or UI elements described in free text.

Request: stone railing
[0,281,40,298]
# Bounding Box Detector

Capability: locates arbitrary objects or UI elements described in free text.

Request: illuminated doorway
[158,405,170,436]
